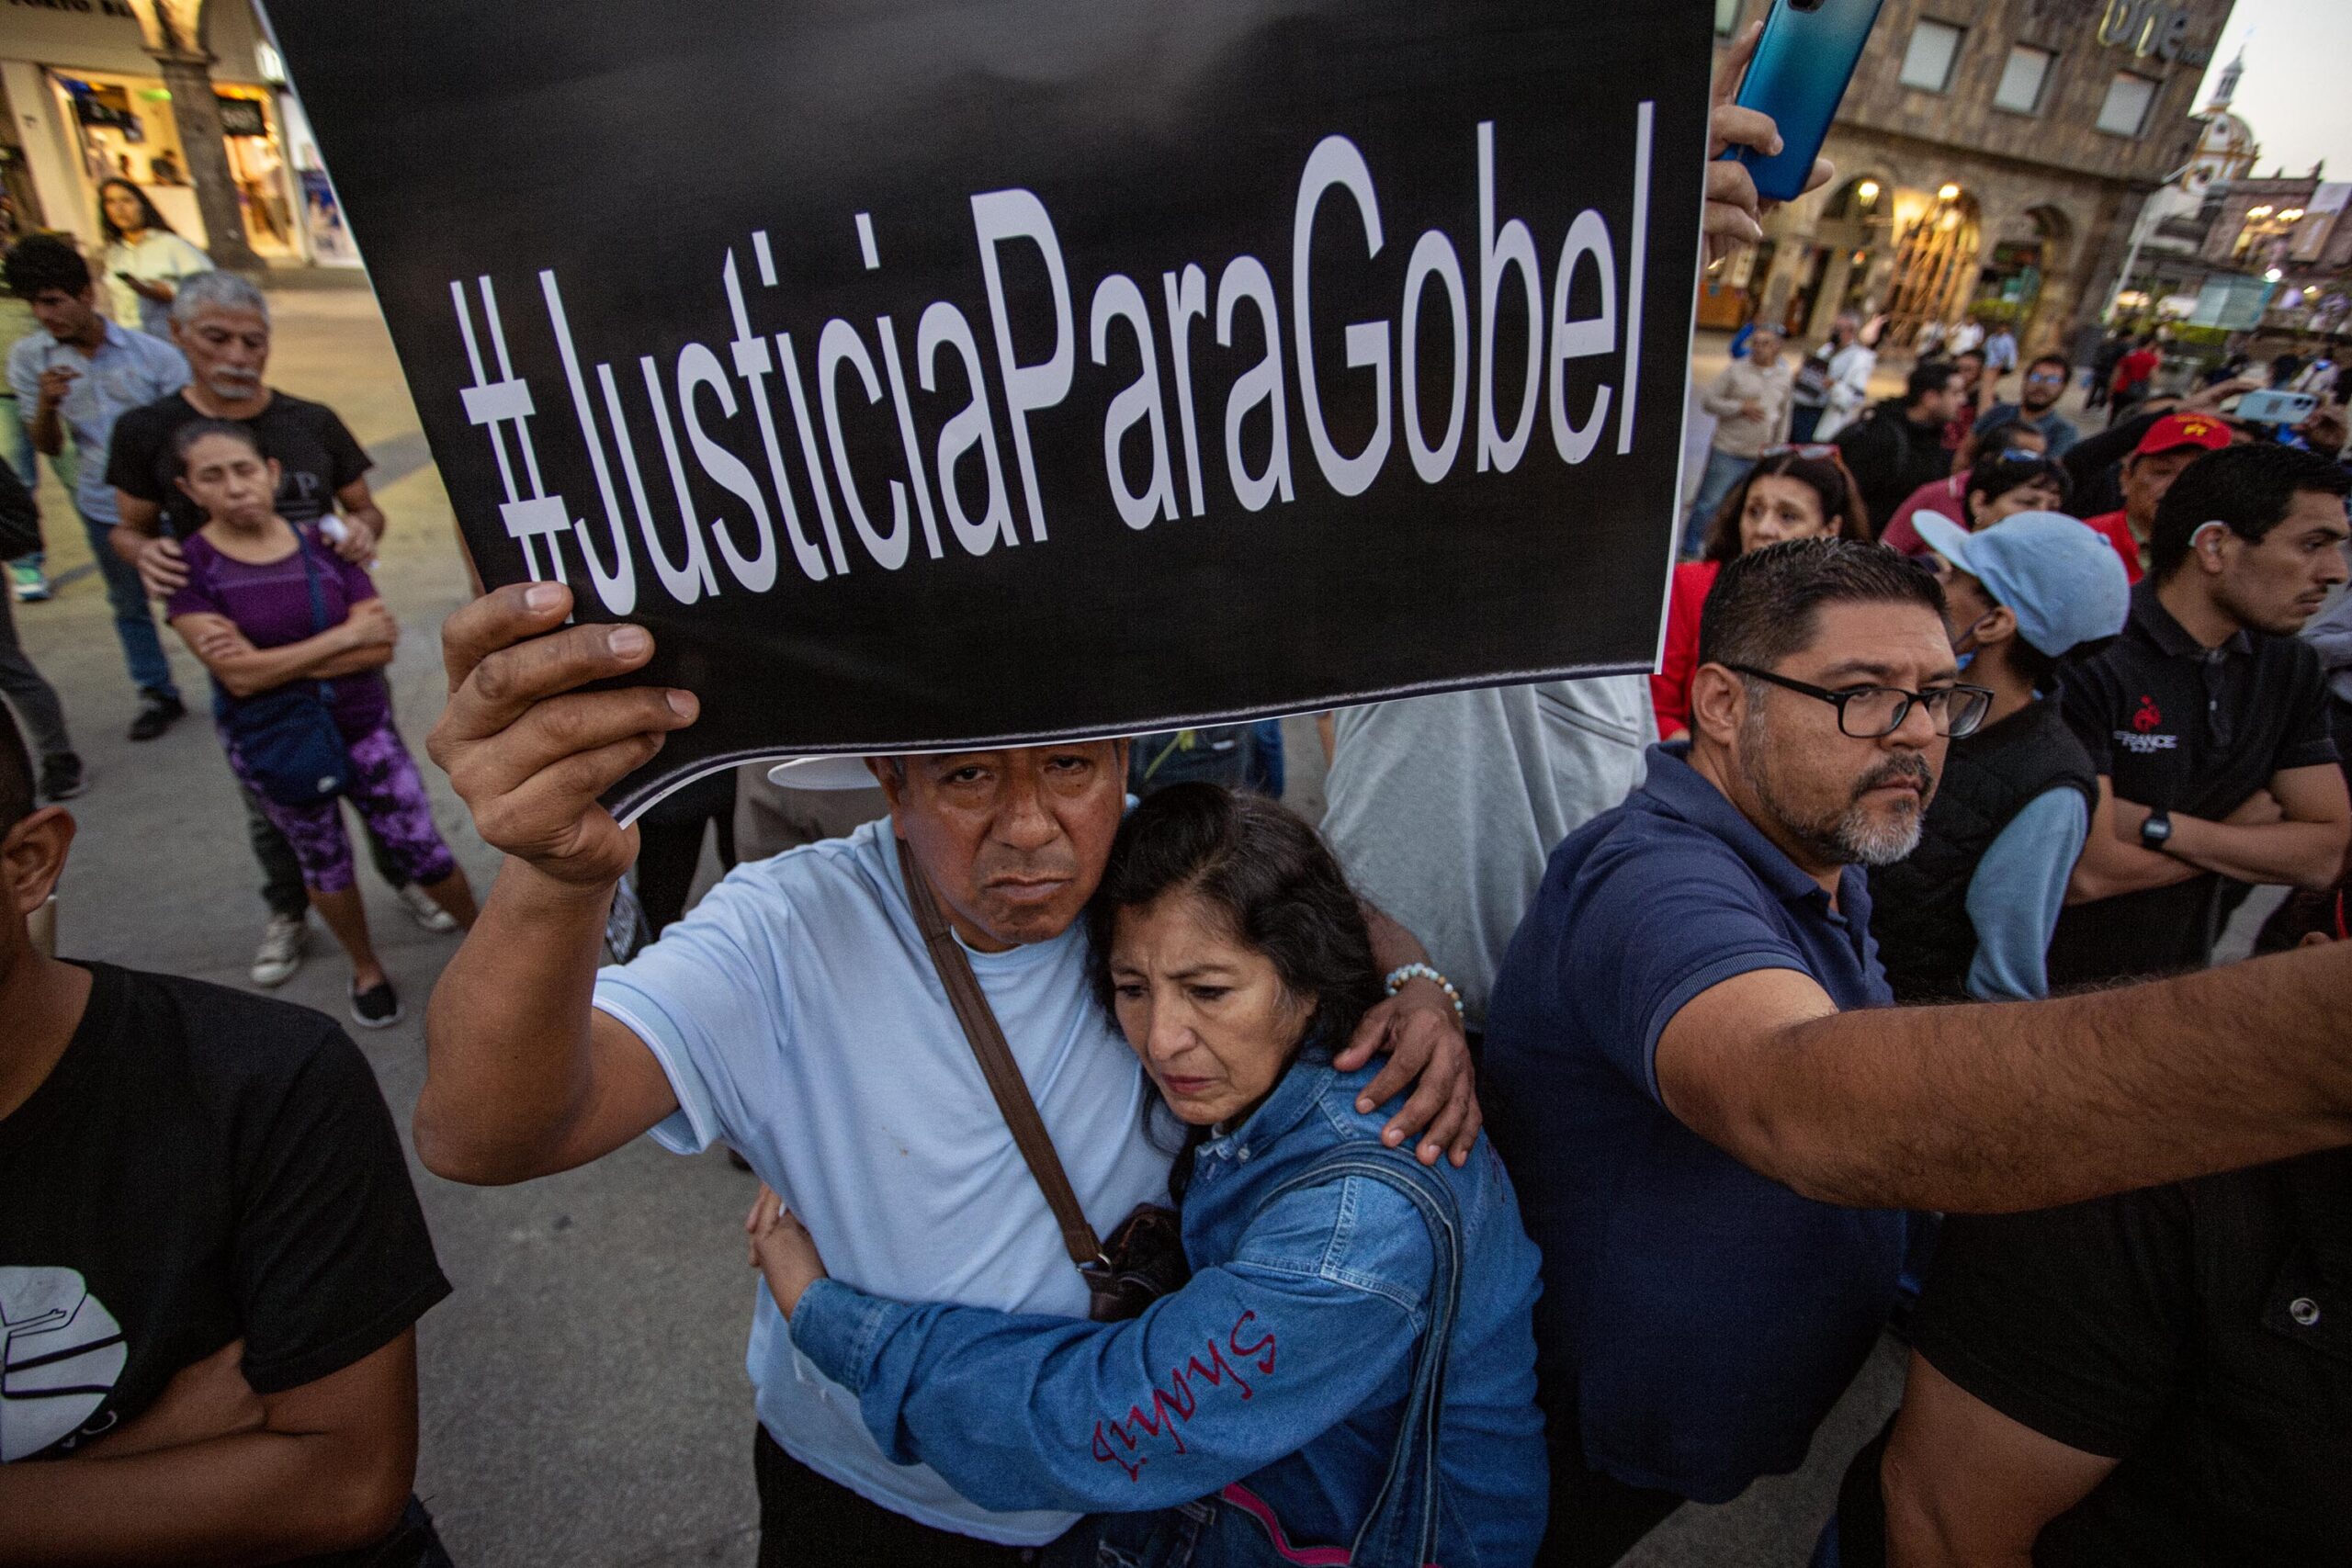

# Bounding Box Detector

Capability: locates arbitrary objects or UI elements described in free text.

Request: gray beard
[1825,798,1926,866]
[1742,710,1930,869]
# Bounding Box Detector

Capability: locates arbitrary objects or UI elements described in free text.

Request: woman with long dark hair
[97,178,210,336]
[1650,445,1873,740]
[747,784,1546,1565]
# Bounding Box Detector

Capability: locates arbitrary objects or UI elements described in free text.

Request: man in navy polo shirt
[1483,538,2352,1566]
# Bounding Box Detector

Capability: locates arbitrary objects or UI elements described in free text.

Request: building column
[1755,227,1810,332]
[149,48,261,271]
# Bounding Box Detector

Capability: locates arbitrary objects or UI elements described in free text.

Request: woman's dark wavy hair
[1085,783,1385,1064]
[97,179,174,246]
[1701,448,1875,561]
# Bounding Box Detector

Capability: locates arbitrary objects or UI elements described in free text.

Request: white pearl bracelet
[1383,962,1464,1020]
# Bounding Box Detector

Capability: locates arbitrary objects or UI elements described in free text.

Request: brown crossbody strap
[894,834,1108,1273]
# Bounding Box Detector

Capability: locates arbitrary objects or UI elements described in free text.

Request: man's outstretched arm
[1657,940,2352,1214]
[416,582,695,1185]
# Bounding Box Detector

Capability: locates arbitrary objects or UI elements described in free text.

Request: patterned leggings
[226,718,457,895]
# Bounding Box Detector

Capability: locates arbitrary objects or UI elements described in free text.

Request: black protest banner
[266,0,1713,818]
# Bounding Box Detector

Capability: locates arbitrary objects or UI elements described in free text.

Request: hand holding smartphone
[2234,389,2320,426]
[1726,0,1889,205]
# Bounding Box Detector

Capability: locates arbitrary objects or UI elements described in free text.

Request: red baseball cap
[2133,412,2232,457]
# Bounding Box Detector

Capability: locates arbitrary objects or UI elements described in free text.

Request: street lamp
[1937,183,1962,203]
[1856,179,1881,206]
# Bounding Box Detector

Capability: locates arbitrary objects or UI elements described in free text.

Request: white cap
[765,756,889,790]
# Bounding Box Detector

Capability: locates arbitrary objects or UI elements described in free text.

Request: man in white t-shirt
[414,586,1477,1565]
[1319,678,1656,1039]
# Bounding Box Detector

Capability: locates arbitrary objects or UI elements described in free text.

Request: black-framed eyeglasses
[1726,664,1995,739]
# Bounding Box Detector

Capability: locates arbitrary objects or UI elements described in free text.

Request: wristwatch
[2140,808,2175,853]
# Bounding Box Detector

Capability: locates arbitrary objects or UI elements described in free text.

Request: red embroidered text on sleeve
[1090,1310,1280,1483]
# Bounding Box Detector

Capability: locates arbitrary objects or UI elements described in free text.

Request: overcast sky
[2194,0,2351,180]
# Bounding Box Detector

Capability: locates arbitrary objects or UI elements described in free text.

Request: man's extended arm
[1656,939,2352,1214]
[0,1332,421,1565]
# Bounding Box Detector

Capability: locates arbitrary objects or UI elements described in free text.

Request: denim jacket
[790,1057,1549,1565]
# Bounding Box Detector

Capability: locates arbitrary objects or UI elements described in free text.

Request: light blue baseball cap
[1912,510,2131,658]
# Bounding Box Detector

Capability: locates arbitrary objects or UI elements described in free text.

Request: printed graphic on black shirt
[0,964,449,1469]
[0,1266,126,1461]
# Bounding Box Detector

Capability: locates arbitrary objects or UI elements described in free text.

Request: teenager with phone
[97,179,212,339]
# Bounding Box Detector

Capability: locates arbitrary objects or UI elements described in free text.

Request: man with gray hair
[104,269,435,988]
[107,271,387,570]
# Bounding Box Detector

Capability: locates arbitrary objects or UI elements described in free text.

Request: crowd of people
[5,38,2352,1568]
[0,222,472,1028]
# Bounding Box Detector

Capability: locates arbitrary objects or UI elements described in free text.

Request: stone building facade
[1712,0,2233,356]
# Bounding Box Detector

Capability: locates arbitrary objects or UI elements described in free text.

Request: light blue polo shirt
[6,321,187,524]
[593,817,1170,1544]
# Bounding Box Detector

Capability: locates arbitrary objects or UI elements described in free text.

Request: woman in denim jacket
[752,784,1546,1565]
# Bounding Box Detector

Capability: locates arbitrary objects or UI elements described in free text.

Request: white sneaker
[395,882,459,933]
[251,913,307,987]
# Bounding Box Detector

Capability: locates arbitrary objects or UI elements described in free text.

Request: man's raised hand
[1704,21,1833,267]
[426,581,697,889]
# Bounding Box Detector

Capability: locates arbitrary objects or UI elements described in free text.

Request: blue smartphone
[1728,0,1888,204]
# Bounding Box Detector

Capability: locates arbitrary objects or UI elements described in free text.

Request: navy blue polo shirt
[1483,742,1905,1504]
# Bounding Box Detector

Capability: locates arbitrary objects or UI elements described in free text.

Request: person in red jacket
[1651,446,1871,740]
[2076,412,2233,583]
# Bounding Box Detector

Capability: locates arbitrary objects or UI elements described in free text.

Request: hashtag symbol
[452,275,573,592]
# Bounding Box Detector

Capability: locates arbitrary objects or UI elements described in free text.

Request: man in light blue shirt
[5,235,187,739]
[1869,511,2131,1000]
[412,586,1478,1565]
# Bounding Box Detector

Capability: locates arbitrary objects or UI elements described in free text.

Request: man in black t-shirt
[103,272,383,556]
[2050,443,2350,982]
[0,705,454,1565]
[99,271,447,992]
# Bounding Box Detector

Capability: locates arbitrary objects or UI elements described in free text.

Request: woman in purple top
[164,421,475,1027]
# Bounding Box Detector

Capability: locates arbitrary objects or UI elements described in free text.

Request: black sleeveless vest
[1870,698,2099,1002]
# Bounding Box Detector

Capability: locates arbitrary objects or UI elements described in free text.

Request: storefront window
[43,69,301,260]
